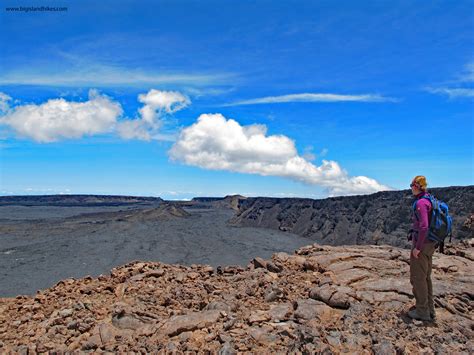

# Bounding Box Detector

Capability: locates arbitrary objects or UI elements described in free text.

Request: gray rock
[253,257,267,269]
[218,342,236,355]
[268,303,292,322]
[112,311,146,330]
[294,298,337,321]
[205,301,232,313]
[326,330,341,347]
[264,287,283,302]
[266,261,283,273]
[223,317,237,331]
[249,326,278,344]
[58,308,74,318]
[372,339,396,355]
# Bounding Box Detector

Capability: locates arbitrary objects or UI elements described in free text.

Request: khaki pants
[410,241,437,317]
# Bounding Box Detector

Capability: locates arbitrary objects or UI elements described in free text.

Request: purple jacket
[412,192,432,250]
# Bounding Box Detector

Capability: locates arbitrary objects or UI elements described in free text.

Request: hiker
[408,175,437,321]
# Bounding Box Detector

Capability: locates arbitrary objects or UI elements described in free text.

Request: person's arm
[415,200,431,250]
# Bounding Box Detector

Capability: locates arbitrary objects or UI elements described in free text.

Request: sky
[0,0,473,200]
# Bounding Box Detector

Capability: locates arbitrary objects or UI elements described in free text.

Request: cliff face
[230,186,474,248]
[1,240,472,353]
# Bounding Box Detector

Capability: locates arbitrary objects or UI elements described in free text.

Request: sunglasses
[410,183,418,188]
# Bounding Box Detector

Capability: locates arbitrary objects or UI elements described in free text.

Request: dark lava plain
[0,200,309,297]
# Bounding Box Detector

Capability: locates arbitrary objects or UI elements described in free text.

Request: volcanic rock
[230,186,474,247]
[0,239,473,353]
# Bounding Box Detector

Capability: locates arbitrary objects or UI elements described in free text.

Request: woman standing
[408,175,437,321]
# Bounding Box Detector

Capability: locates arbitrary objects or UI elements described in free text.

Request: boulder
[294,299,342,322]
[159,310,221,337]
[309,285,352,309]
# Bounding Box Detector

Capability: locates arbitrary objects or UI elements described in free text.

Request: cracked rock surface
[1,240,473,353]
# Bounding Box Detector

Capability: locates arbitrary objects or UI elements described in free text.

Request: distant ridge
[0,195,163,207]
[192,195,246,202]
[191,197,224,202]
[230,186,474,247]
[185,195,247,211]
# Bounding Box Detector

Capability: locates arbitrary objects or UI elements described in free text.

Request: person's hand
[412,248,421,258]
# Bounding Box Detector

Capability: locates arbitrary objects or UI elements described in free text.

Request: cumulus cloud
[169,113,390,196]
[0,90,122,143]
[117,89,190,141]
[138,89,190,116]
[0,89,189,142]
[225,93,397,106]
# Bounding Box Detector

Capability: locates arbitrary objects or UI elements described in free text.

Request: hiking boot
[408,309,431,321]
[430,310,436,321]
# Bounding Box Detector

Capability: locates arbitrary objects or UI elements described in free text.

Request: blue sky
[0,0,473,199]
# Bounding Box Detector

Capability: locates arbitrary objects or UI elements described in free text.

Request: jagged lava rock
[0,240,472,353]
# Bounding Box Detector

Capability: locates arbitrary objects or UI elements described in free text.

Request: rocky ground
[1,239,472,353]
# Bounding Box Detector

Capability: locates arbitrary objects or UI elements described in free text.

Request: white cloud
[0,59,238,88]
[0,67,233,88]
[117,89,190,141]
[0,89,189,143]
[426,61,474,100]
[0,90,122,143]
[225,93,397,106]
[183,86,235,98]
[138,89,190,119]
[426,87,474,99]
[169,113,390,196]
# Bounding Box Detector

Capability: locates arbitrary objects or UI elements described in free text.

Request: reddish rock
[159,310,221,336]
[248,311,271,324]
[294,298,341,322]
[309,284,352,309]
[0,240,472,353]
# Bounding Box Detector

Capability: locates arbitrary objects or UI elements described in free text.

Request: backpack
[412,194,453,253]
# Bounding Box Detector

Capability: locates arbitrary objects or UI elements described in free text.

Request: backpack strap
[412,200,419,220]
